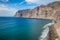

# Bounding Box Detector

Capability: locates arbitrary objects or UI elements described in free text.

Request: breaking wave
[38,21,55,40]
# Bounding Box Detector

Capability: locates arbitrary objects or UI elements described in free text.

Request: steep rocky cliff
[15,1,60,40]
[15,1,60,21]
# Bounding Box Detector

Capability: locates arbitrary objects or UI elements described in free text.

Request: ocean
[0,17,53,40]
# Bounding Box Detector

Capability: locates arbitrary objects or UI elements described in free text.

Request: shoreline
[39,22,55,40]
[0,17,53,20]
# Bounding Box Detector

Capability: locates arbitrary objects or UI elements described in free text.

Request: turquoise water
[0,17,52,40]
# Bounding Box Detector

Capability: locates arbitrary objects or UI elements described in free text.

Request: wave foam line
[38,21,55,40]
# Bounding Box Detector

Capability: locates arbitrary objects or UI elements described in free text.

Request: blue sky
[0,0,60,16]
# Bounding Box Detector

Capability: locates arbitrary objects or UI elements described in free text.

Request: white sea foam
[38,21,55,40]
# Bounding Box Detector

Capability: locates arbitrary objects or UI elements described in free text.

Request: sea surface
[0,17,52,40]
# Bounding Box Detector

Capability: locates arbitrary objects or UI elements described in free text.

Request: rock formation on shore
[15,1,60,22]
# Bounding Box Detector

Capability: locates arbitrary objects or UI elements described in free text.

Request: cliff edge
[15,1,60,21]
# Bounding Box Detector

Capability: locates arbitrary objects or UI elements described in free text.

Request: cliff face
[15,2,60,39]
[15,9,31,17]
[15,1,60,22]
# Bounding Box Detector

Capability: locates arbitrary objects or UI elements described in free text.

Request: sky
[0,0,60,17]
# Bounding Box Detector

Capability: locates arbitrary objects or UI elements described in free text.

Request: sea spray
[38,21,55,40]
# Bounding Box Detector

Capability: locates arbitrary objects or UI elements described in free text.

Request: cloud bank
[25,0,60,5]
[0,4,17,16]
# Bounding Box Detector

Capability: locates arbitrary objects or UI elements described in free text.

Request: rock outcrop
[15,6,53,18]
[15,1,60,22]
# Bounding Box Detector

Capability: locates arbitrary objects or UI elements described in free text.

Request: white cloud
[0,10,14,17]
[25,0,60,5]
[19,1,25,5]
[0,4,6,7]
[25,0,40,4]
[0,4,17,17]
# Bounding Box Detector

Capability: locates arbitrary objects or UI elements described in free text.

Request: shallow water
[0,17,52,40]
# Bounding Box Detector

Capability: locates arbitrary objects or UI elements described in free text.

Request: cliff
[15,1,60,22]
[15,1,60,40]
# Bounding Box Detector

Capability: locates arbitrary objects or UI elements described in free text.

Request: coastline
[0,17,59,40]
[49,25,58,40]
[39,21,55,40]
